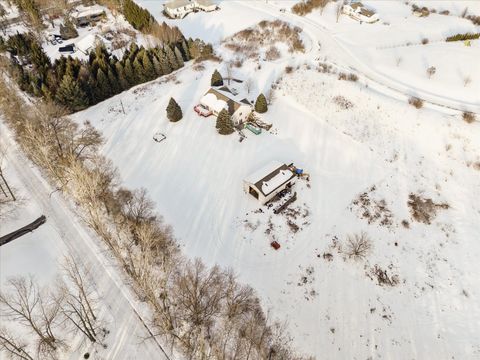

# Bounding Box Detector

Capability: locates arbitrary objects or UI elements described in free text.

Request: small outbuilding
[70,5,106,27]
[244,161,296,205]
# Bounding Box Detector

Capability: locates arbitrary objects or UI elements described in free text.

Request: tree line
[0,59,310,359]
[1,32,212,112]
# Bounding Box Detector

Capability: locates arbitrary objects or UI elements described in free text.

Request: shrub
[166,97,182,122]
[421,37,429,44]
[408,96,423,109]
[345,232,372,260]
[347,73,358,82]
[440,10,449,15]
[292,0,330,16]
[210,69,223,86]
[338,72,347,80]
[285,65,293,74]
[446,33,480,42]
[463,112,476,123]
[265,46,281,61]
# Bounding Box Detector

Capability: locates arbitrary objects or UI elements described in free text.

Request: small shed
[244,161,296,205]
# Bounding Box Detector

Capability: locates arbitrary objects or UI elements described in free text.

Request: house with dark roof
[243,161,297,204]
[199,86,253,125]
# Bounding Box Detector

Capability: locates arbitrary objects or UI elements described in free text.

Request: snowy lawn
[73,45,480,358]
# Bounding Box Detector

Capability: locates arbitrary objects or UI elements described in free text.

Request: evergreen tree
[216,109,234,135]
[164,45,179,70]
[55,73,89,111]
[133,57,145,83]
[166,97,182,122]
[115,61,130,90]
[107,68,120,94]
[174,46,184,68]
[142,51,156,80]
[158,49,172,75]
[211,69,223,87]
[30,40,51,73]
[151,54,163,76]
[123,58,136,86]
[181,40,190,61]
[254,93,268,113]
[96,68,111,100]
[60,17,78,39]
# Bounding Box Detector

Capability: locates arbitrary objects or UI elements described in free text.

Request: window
[249,187,259,199]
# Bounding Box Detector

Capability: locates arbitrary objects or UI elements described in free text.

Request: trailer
[245,122,262,135]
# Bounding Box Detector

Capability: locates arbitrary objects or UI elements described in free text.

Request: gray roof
[164,0,192,10]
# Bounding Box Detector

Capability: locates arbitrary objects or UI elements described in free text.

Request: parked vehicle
[194,104,213,117]
[58,44,76,54]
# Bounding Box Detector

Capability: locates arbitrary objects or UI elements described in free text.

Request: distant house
[76,34,111,54]
[342,2,379,23]
[163,0,216,19]
[243,161,297,205]
[199,86,252,125]
[70,5,106,27]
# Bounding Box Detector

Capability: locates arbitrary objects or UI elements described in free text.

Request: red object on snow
[270,241,281,250]
[194,104,212,117]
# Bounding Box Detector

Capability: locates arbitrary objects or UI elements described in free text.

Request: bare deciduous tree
[244,78,254,94]
[56,255,100,344]
[0,327,34,360]
[0,276,65,357]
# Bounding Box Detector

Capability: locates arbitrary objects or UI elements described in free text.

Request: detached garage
[243,161,296,205]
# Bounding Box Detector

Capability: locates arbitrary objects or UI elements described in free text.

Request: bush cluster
[446,32,480,42]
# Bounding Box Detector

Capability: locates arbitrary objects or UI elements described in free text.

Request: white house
[70,4,106,26]
[76,34,111,54]
[342,2,379,23]
[164,0,216,19]
[199,86,252,125]
[244,161,297,205]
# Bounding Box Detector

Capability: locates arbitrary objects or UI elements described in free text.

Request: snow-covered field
[72,5,480,353]
[2,0,480,358]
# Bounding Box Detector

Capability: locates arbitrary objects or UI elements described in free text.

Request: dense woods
[0,32,212,112]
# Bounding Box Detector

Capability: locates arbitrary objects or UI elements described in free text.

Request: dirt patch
[407,193,449,224]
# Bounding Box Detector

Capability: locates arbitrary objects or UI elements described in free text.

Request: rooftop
[245,161,296,197]
[164,0,192,9]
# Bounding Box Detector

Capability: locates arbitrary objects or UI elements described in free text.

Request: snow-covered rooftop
[200,93,228,114]
[71,4,105,19]
[164,0,192,10]
[245,161,295,196]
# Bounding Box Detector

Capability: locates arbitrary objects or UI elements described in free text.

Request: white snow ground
[0,123,171,360]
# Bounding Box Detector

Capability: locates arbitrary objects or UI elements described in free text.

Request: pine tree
[174,46,184,68]
[254,93,268,113]
[211,69,223,87]
[216,109,234,135]
[133,57,145,83]
[166,97,182,122]
[181,40,190,61]
[123,58,136,86]
[164,45,179,70]
[151,54,163,76]
[96,68,111,100]
[55,73,89,112]
[60,17,78,39]
[158,49,172,75]
[142,52,156,80]
[115,62,130,90]
[107,68,120,95]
